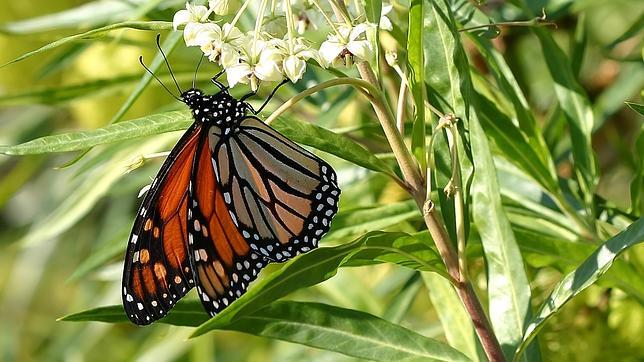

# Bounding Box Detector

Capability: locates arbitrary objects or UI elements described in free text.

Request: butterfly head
[181,88,206,109]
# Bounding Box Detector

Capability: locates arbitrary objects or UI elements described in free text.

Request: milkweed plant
[0,0,642,361]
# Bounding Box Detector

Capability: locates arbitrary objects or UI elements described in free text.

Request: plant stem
[356,61,506,362]
[455,281,507,362]
[446,119,468,282]
[264,77,376,124]
[357,62,424,192]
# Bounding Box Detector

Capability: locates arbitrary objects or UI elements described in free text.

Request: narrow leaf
[424,273,484,362]
[533,28,599,208]
[0,111,191,155]
[1,21,172,67]
[271,115,396,176]
[0,0,139,34]
[408,0,426,168]
[325,200,420,239]
[470,93,533,359]
[516,218,644,359]
[219,301,471,362]
[190,233,385,337]
[60,300,207,326]
[631,126,644,216]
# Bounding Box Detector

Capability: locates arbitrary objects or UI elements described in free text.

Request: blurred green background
[0,0,642,361]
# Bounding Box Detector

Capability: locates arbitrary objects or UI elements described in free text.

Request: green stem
[230,0,253,29]
[264,77,377,124]
[356,62,424,194]
[284,0,296,54]
[252,0,269,53]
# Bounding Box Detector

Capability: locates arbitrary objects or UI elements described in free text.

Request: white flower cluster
[173,0,394,91]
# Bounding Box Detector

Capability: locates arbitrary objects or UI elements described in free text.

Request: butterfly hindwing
[122,125,201,325]
[187,133,266,316]
[210,117,340,262]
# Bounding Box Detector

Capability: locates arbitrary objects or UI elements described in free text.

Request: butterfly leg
[211,69,228,91]
[241,79,289,115]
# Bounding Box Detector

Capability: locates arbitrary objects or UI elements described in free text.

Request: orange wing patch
[122,125,201,325]
[188,135,266,316]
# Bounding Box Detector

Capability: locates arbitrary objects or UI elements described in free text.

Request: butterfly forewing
[187,134,266,316]
[122,125,200,325]
[210,117,340,262]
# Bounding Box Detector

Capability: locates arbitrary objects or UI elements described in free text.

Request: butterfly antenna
[156,34,182,94]
[139,56,181,102]
[193,54,204,89]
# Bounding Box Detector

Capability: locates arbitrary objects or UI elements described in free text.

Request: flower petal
[283,55,306,82]
[318,40,344,67]
[172,10,191,30]
[209,0,225,15]
[190,22,222,47]
[220,43,240,67]
[183,22,208,46]
[349,23,370,41]
[379,16,392,31]
[255,60,283,82]
[186,3,209,19]
[222,23,243,42]
[226,63,252,87]
[347,39,373,61]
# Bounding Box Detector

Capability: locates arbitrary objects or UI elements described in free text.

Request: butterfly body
[123,86,340,325]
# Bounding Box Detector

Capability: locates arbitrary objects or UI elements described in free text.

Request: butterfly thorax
[181,88,247,128]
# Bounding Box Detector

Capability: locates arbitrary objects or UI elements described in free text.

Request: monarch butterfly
[122,39,340,325]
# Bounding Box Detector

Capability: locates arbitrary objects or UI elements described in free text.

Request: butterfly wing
[187,133,266,316]
[210,117,340,262]
[122,124,201,325]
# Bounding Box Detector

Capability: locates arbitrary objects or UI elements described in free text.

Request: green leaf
[382,273,422,323]
[515,218,644,360]
[66,228,129,282]
[0,0,138,34]
[0,111,191,155]
[475,93,558,192]
[219,301,471,362]
[60,300,208,326]
[424,273,484,362]
[66,300,471,361]
[464,31,558,192]
[1,110,394,183]
[470,93,533,359]
[190,233,383,337]
[606,13,644,49]
[533,28,599,209]
[1,21,172,68]
[364,0,383,24]
[593,65,644,128]
[626,102,644,116]
[270,115,396,176]
[630,125,644,217]
[346,232,444,274]
[408,0,427,169]
[570,13,587,77]
[325,200,420,239]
